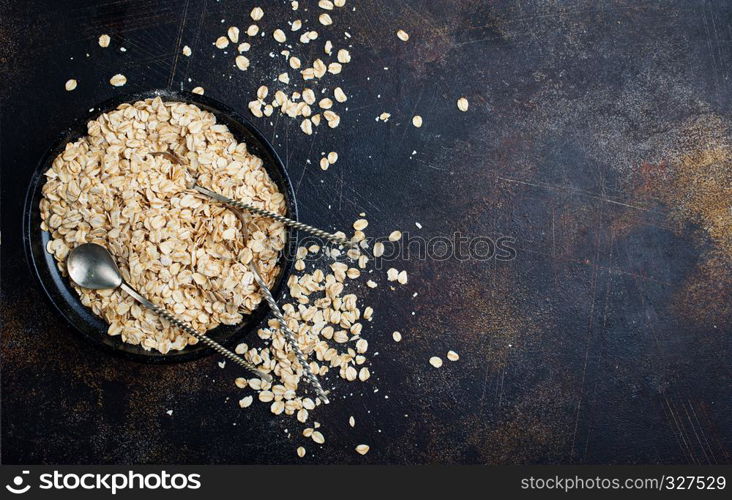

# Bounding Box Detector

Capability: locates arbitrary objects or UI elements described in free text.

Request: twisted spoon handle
[119,283,271,382]
[249,264,330,404]
[192,185,354,248]
[149,152,352,248]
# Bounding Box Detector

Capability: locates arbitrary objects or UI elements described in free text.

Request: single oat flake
[98,34,111,47]
[457,97,469,112]
[109,74,127,87]
[64,79,77,91]
[250,7,264,21]
[215,36,229,49]
[273,29,286,43]
[355,444,370,455]
[319,13,333,26]
[429,356,443,368]
[334,87,347,103]
[397,29,409,41]
[373,242,384,258]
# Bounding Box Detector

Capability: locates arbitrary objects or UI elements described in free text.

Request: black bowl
[22,89,297,363]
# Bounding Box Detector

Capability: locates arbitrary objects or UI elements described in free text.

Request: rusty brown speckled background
[1,0,730,464]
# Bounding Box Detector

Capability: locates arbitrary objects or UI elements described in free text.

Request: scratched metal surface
[1,0,731,464]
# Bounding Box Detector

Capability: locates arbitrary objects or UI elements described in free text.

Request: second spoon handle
[119,283,272,382]
[192,184,354,248]
[249,264,330,404]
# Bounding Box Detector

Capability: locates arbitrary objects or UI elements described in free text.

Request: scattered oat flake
[334,87,347,102]
[457,97,469,112]
[349,416,355,427]
[429,356,443,368]
[109,74,127,87]
[397,270,408,284]
[228,26,240,43]
[337,49,351,63]
[378,112,391,122]
[353,219,368,231]
[215,36,229,49]
[192,86,204,95]
[98,34,111,47]
[65,79,77,91]
[297,446,306,458]
[447,350,460,361]
[355,444,370,455]
[389,230,402,242]
[397,29,409,41]
[239,396,253,408]
[247,24,259,36]
[319,13,333,25]
[367,280,378,288]
[312,431,325,444]
[319,0,334,9]
[327,151,338,164]
[273,29,286,43]
[301,118,313,135]
[250,7,264,21]
[392,331,402,342]
[319,97,333,109]
[412,115,423,128]
[182,45,192,56]
[373,242,384,258]
[358,367,371,381]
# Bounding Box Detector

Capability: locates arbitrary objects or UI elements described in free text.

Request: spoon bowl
[67,243,123,290]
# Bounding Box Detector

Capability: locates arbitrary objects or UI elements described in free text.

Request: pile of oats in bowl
[39,96,287,353]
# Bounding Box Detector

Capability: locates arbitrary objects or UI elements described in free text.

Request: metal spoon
[66,243,271,381]
[148,151,355,248]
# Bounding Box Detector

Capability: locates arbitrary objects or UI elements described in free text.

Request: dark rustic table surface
[2,0,730,465]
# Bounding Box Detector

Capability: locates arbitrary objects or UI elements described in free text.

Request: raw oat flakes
[39,98,286,353]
